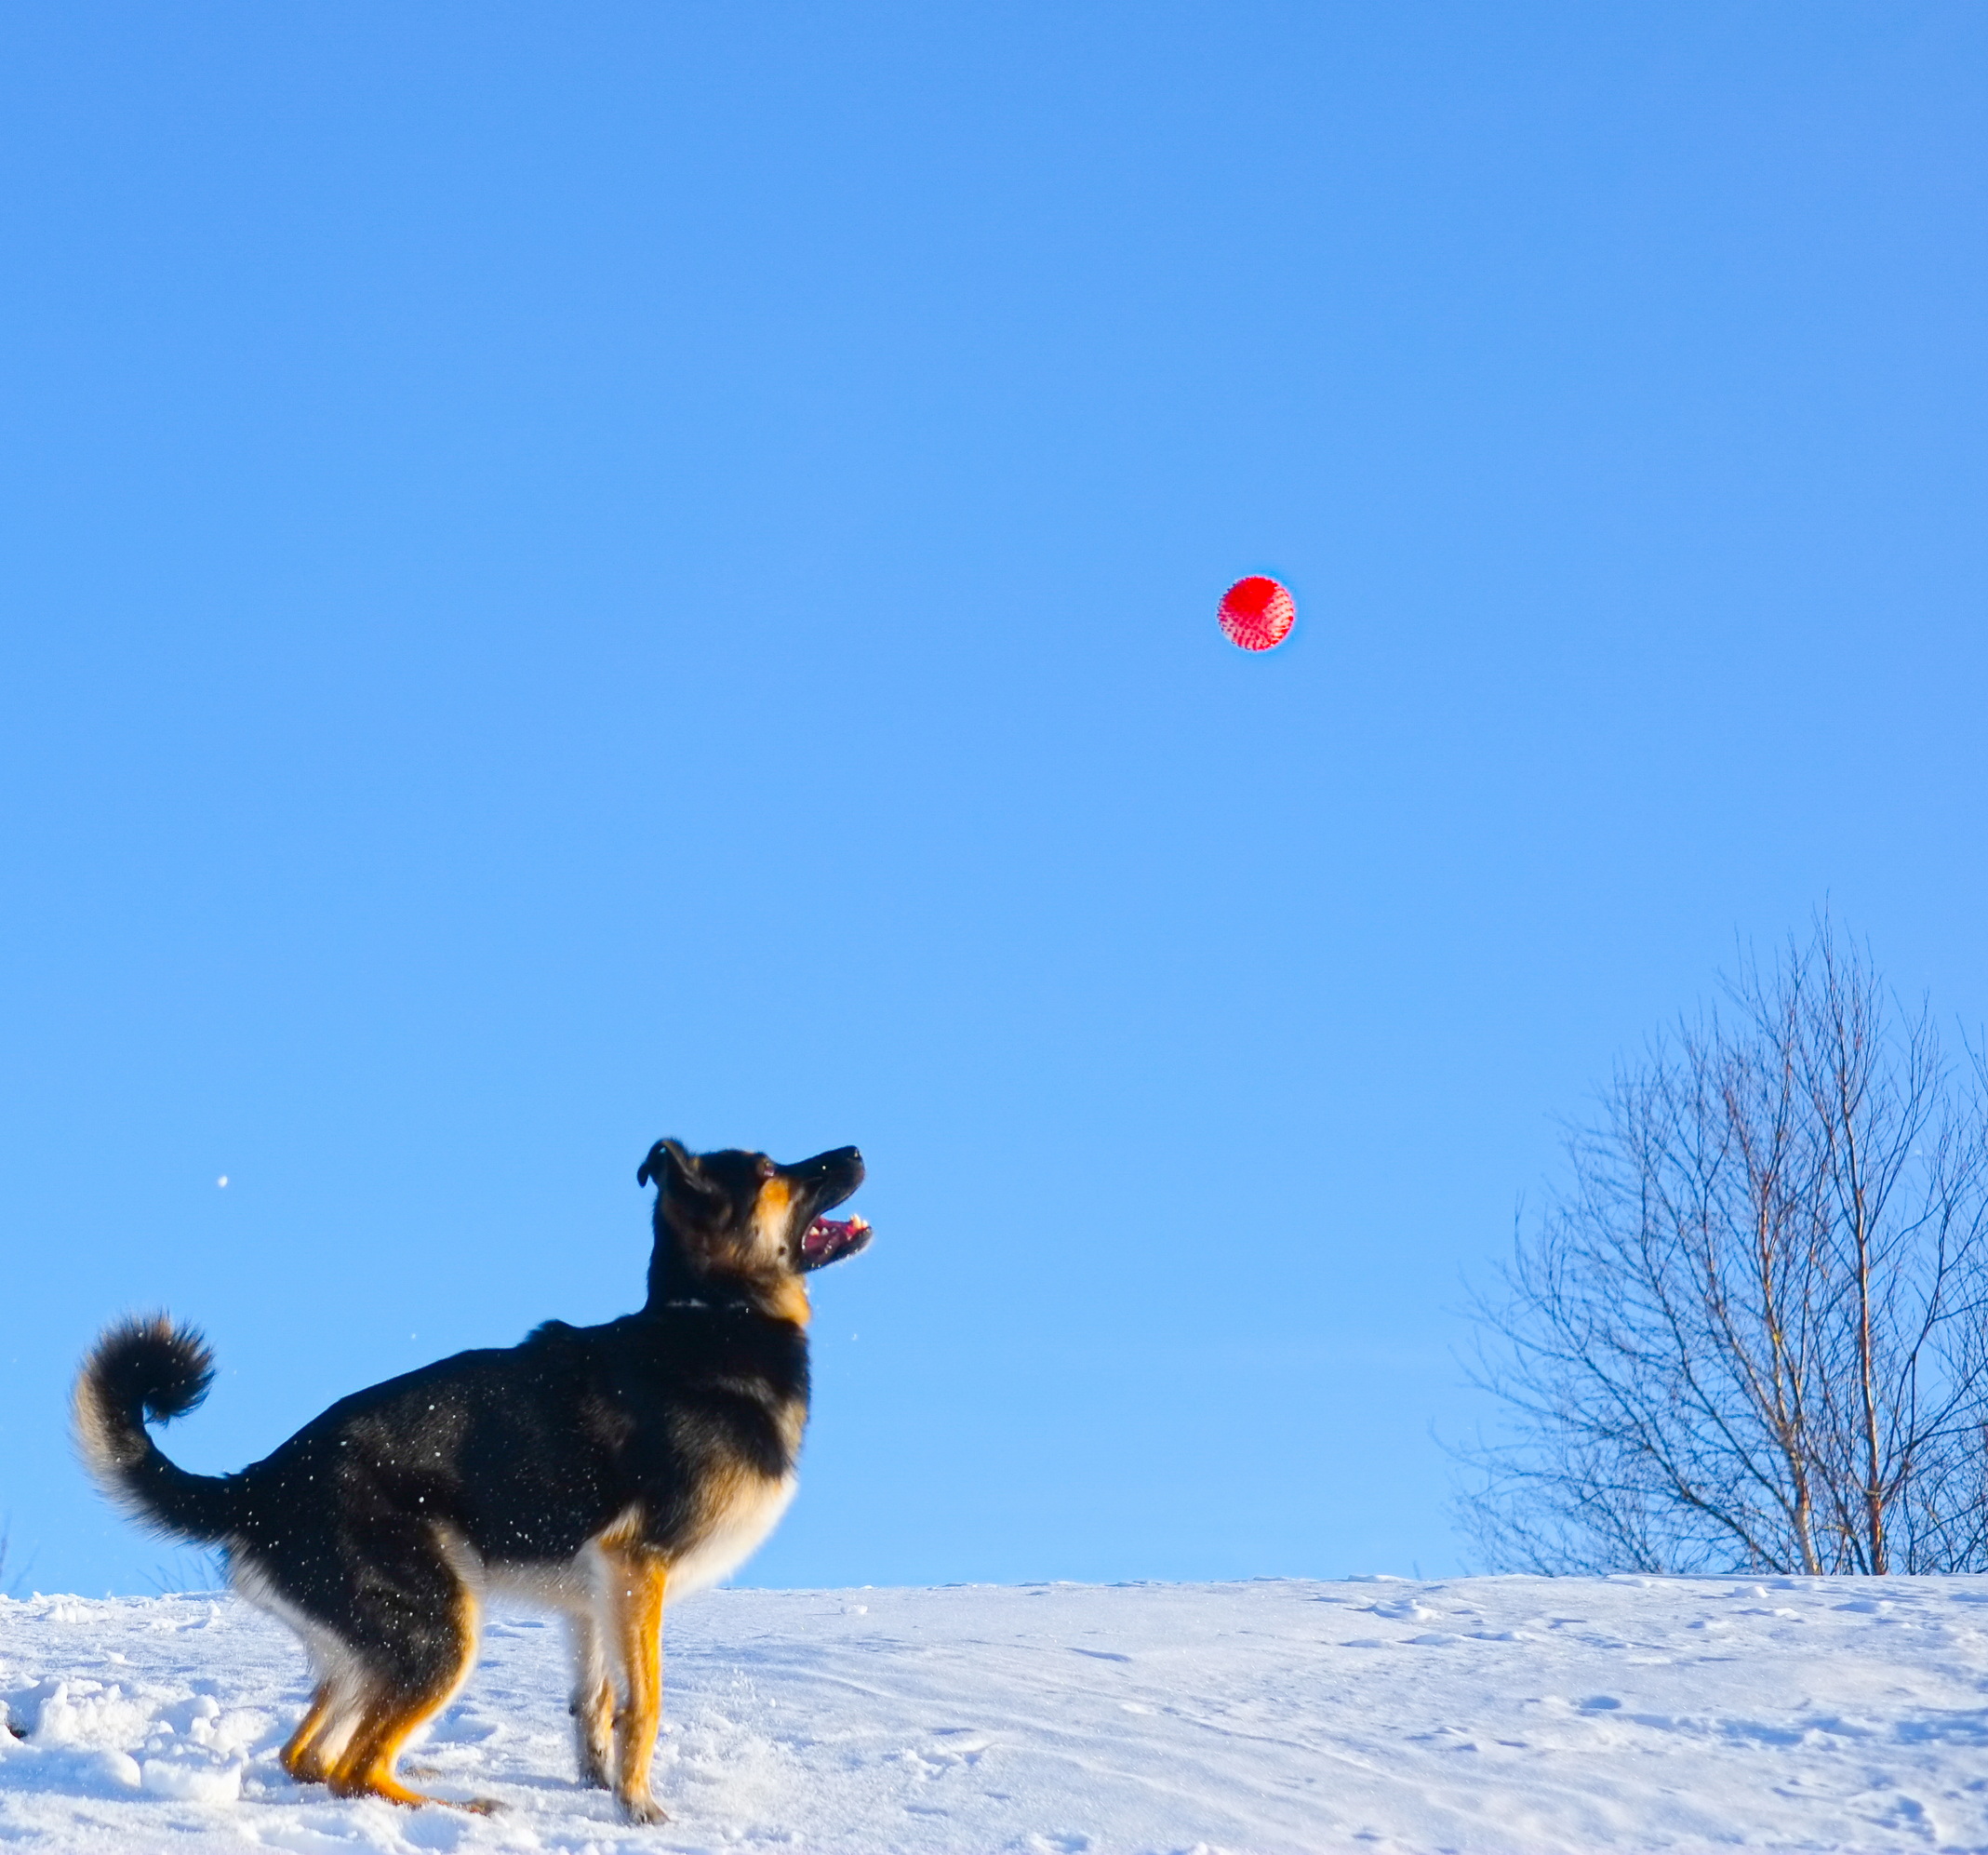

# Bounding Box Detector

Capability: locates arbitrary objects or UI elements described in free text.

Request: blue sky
[3,4,1984,1597]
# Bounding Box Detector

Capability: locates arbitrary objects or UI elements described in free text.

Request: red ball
[1217,576,1295,652]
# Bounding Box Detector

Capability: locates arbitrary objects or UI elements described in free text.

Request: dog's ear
[636,1138,711,1197]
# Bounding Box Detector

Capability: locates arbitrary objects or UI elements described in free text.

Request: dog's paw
[618,1790,669,1825]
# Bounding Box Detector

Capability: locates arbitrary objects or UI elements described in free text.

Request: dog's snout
[791,1145,864,1194]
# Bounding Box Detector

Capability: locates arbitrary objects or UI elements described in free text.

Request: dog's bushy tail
[73,1315,238,1543]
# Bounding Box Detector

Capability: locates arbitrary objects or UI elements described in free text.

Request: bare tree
[1457,920,1988,1576]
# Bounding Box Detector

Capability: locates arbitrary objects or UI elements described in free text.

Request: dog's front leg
[606,1548,669,1823]
[566,1608,615,1788]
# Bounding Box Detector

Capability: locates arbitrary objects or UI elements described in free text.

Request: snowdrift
[5,1573,1987,1852]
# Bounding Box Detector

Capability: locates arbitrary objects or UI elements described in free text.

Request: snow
[7,1575,1988,1852]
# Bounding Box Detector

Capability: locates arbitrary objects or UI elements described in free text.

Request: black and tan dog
[74,1140,869,1822]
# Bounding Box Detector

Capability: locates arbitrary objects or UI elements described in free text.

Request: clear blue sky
[4,4,1984,1597]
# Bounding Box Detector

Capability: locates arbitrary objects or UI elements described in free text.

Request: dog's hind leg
[566,1607,615,1788]
[325,1555,496,1811]
[604,1545,669,1824]
[331,1651,500,1812]
[330,1686,472,1808]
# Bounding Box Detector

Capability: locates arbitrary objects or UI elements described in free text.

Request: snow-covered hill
[5,1573,1988,1852]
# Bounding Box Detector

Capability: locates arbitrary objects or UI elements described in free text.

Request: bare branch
[1454,917,1988,1577]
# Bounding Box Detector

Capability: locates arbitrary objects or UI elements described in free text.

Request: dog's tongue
[802,1215,872,1265]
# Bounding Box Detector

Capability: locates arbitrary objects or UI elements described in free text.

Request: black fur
[73,1315,233,1540]
[73,1141,868,1821]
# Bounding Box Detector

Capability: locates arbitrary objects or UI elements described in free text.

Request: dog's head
[638,1139,869,1321]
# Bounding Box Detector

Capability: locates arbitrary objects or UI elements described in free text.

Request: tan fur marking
[279,1684,336,1782]
[593,1505,644,1553]
[327,1692,441,1807]
[661,1455,799,1598]
[693,1458,768,1531]
[330,1690,500,1812]
[763,1275,812,1326]
[751,1177,795,1270]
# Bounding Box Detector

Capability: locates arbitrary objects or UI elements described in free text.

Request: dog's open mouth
[801,1215,872,1270]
